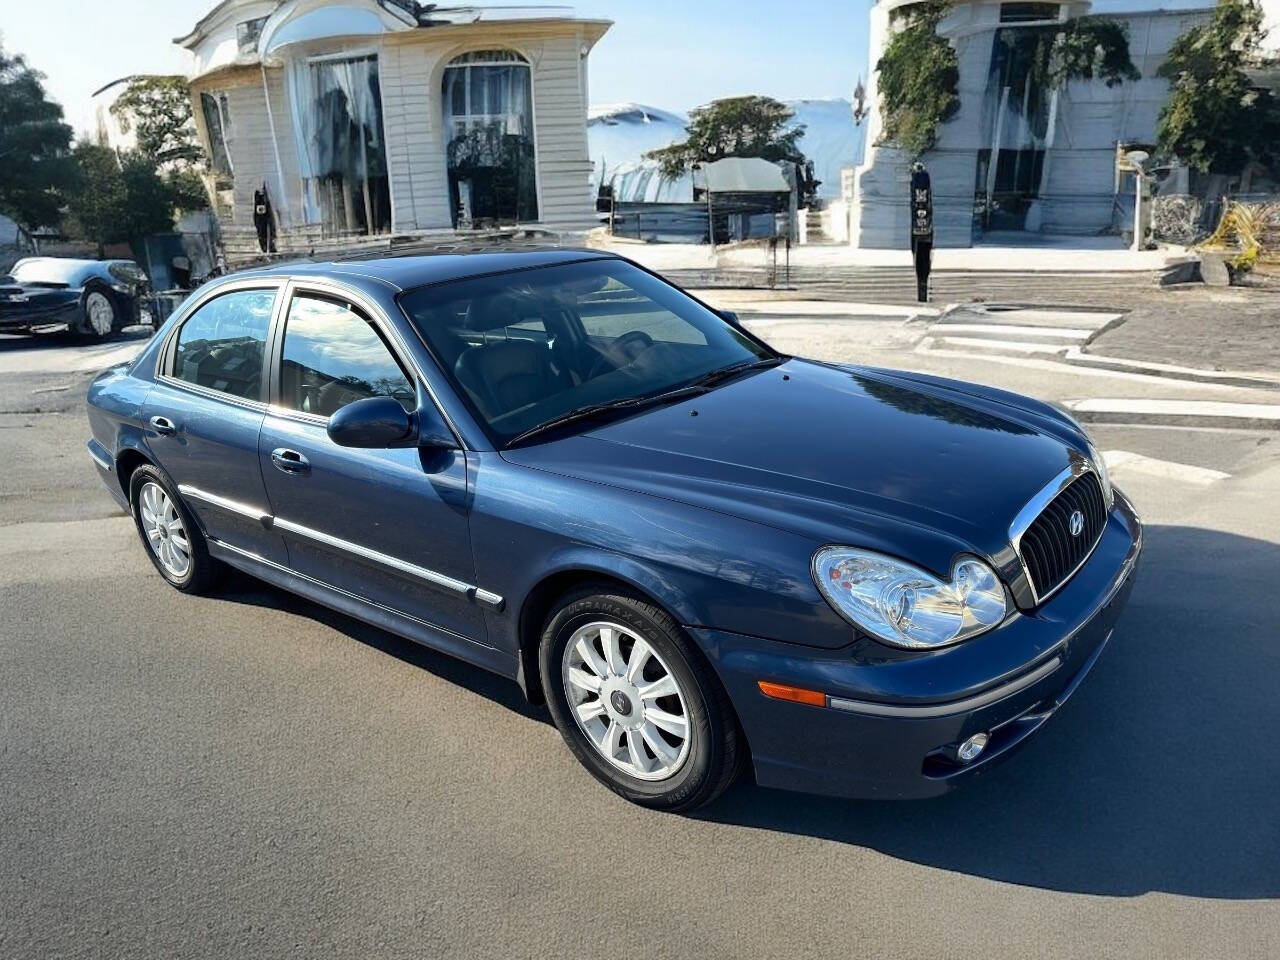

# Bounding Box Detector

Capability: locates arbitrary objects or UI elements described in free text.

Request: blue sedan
[86,251,1141,810]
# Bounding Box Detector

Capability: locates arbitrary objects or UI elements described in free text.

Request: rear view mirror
[719,309,741,327]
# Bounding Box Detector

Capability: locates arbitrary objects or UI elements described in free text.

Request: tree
[66,144,127,257]
[645,96,807,178]
[109,75,203,165]
[67,145,198,255]
[1157,0,1280,175]
[0,43,75,231]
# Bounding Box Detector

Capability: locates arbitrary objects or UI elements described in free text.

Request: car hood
[501,358,1089,573]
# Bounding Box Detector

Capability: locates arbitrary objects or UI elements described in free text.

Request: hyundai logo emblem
[1069,510,1085,537]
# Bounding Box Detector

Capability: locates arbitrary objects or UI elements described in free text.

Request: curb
[1063,348,1280,392]
[1070,410,1280,431]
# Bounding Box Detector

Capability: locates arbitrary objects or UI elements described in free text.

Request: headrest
[463,294,526,332]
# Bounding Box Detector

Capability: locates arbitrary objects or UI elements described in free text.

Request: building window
[237,17,268,53]
[999,3,1060,22]
[292,54,392,236]
[200,92,234,188]
[442,49,538,228]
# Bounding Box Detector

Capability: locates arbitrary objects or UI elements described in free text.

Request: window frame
[261,279,463,450]
[268,286,417,423]
[155,279,285,410]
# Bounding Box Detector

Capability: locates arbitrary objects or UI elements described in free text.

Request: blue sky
[0,0,872,137]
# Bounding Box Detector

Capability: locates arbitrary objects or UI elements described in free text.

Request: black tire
[539,585,745,811]
[128,464,218,594]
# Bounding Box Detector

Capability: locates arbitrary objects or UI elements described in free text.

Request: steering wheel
[588,330,655,380]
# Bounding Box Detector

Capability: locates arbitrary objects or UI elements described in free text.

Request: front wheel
[540,586,744,811]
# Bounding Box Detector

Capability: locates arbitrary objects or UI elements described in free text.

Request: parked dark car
[86,251,1141,810]
[1,257,148,338]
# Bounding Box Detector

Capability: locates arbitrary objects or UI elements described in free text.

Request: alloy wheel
[139,481,191,579]
[561,620,691,781]
[85,291,115,336]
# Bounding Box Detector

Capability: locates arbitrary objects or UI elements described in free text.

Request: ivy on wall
[875,0,960,157]
[876,2,1138,157]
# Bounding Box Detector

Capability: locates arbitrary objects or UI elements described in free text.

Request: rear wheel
[540,586,744,811]
[81,288,118,339]
[129,465,217,593]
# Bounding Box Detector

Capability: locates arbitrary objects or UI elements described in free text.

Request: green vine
[876,4,1138,156]
[876,0,959,156]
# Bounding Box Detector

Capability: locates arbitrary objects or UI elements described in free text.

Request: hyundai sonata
[86,251,1141,810]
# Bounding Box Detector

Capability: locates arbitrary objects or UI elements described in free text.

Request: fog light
[957,732,989,763]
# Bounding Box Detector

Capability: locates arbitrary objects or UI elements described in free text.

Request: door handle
[149,416,177,436]
[271,448,310,475]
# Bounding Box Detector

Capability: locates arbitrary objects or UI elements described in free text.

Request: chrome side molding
[176,483,505,610]
[828,654,1063,719]
[85,441,113,472]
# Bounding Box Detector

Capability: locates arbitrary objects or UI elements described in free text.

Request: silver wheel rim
[85,292,114,335]
[138,482,191,579]
[562,620,691,781]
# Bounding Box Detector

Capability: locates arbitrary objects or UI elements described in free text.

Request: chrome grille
[1017,470,1107,602]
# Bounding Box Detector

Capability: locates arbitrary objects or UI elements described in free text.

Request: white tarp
[693,157,790,194]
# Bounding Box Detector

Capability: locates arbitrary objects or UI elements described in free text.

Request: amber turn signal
[757,680,827,707]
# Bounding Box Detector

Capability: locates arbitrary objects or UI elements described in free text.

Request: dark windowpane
[172,289,274,401]
[1000,3,1059,21]
[280,295,414,417]
[236,16,267,53]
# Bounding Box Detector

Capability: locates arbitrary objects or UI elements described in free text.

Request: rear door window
[170,288,276,401]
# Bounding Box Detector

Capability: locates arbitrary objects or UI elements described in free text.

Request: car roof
[235,248,620,293]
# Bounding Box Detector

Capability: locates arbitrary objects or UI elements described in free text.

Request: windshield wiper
[506,357,786,447]
[507,383,710,446]
[686,355,786,389]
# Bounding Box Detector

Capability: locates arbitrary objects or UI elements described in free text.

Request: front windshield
[398,259,774,445]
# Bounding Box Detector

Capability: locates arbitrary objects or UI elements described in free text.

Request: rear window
[10,259,92,285]
[170,289,276,402]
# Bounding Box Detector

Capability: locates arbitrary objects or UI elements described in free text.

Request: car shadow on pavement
[701,524,1280,900]
[210,565,547,723]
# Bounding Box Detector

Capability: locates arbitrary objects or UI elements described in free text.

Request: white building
[177,0,611,259]
[848,0,1212,247]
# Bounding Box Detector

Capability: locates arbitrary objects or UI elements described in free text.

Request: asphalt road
[2,329,1278,959]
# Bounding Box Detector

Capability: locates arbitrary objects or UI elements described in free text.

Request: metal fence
[609,197,793,246]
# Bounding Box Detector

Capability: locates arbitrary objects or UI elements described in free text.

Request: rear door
[256,284,485,644]
[143,282,289,564]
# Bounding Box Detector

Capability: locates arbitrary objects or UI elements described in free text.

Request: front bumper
[691,488,1142,800]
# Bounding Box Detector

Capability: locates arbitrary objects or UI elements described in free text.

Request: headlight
[1085,439,1113,507]
[813,548,1007,649]
[1060,407,1114,508]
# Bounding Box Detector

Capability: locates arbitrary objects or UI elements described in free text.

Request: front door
[257,289,484,644]
[143,284,288,565]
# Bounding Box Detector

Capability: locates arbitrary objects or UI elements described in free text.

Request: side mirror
[719,309,741,327]
[328,396,416,448]
[327,396,456,450]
